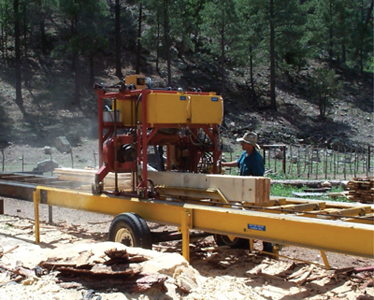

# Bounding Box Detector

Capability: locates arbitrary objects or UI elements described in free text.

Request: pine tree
[236,0,308,110]
[57,0,110,105]
[200,0,239,96]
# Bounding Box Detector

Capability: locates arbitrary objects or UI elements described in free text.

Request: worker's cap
[236,132,261,150]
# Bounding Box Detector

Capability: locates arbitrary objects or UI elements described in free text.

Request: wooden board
[54,168,132,190]
[54,168,270,203]
[346,177,374,204]
[148,171,270,203]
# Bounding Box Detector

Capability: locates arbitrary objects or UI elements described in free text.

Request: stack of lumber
[347,177,374,204]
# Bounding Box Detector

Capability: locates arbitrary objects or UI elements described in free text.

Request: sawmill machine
[93,75,224,197]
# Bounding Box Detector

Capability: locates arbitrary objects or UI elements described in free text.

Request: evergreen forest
[0,0,373,146]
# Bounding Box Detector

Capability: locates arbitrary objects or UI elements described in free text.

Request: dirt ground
[0,197,373,300]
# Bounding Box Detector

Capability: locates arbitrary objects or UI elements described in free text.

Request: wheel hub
[115,228,134,247]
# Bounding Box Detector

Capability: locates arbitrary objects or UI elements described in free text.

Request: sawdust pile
[0,215,373,300]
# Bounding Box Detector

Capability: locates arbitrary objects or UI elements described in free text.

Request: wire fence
[262,144,374,180]
[2,143,373,181]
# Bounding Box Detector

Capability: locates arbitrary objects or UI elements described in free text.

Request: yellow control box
[190,93,223,124]
[114,91,223,126]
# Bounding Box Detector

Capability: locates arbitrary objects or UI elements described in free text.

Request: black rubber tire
[214,234,250,249]
[108,213,152,249]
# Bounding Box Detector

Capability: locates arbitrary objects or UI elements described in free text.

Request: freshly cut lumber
[54,168,131,190]
[54,168,271,203]
[148,171,270,203]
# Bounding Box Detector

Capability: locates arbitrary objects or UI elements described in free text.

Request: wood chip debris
[37,247,168,293]
[0,264,42,287]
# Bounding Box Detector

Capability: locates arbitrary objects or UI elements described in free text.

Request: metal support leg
[320,250,331,269]
[33,190,41,244]
[180,209,192,262]
[249,239,254,252]
[48,205,53,224]
[273,244,280,260]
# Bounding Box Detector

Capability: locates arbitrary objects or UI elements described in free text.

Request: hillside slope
[0,57,372,150]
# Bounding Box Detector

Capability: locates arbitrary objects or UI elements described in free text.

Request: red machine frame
[95,86,222,198]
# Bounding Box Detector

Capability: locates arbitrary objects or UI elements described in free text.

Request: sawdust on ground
[0,198,373,300]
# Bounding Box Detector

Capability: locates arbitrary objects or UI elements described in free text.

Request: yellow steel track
[33,186,374,262]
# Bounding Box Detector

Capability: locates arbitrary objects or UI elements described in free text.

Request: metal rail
[31,186,373,261]
[1,173,373,262]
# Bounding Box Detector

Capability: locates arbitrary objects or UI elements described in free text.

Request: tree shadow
[277,66,373,114]
[279,103,354,144]
[0,102,12,142]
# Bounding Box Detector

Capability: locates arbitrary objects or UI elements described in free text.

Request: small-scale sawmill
[0,74,373,265]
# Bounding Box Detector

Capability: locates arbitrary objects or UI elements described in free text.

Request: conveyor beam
[32,186,374,260]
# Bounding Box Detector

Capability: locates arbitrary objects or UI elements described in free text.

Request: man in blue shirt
[222,132,264,176]
[221,132,273,254]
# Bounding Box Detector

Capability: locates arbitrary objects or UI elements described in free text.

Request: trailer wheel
[109,213,152,249]
[214,234,250,249]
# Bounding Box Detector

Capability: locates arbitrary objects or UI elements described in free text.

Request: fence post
[363,147,366,174]
[1,149,4,172]
[344,147,347,180]
[324,147,328,179]
[368,145,371,177]
[282,145,286,175]
[353,147,357,177]
[333,148,337,179]
[289,145,293,176]
[307,147,310,179]
[297,147,301,177]
[316,148,319,180]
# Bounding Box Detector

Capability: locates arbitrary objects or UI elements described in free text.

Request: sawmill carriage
[1,74,372,265]
[93,74,229,248]
[93,74,224,198]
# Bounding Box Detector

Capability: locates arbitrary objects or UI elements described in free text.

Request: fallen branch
[4,245,19,255]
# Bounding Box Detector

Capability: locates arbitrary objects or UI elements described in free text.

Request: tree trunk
[249,44,256,103]
[220,19,225,97]
[23,2,29,88]
[328,0,334,66]
[135,3,142,74]
[40,15,47,55]
[2,3,9,65]
[115,0,122,79]
[271,179,343,188]
[354,0,373,58]
[74,54,80,106]
[1,18,4,64]
[269,0,277,111]
[14,0,23,110]
[341,42,346,64]
[156,11,160,74]
[329,25,333,65]
[70,12,80,105]
[89,54,95,87]
[163,0,171,86]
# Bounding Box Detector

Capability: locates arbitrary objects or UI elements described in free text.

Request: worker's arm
[221,160,238,167]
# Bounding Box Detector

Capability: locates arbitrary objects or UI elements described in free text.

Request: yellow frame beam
[33,186,374,260]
